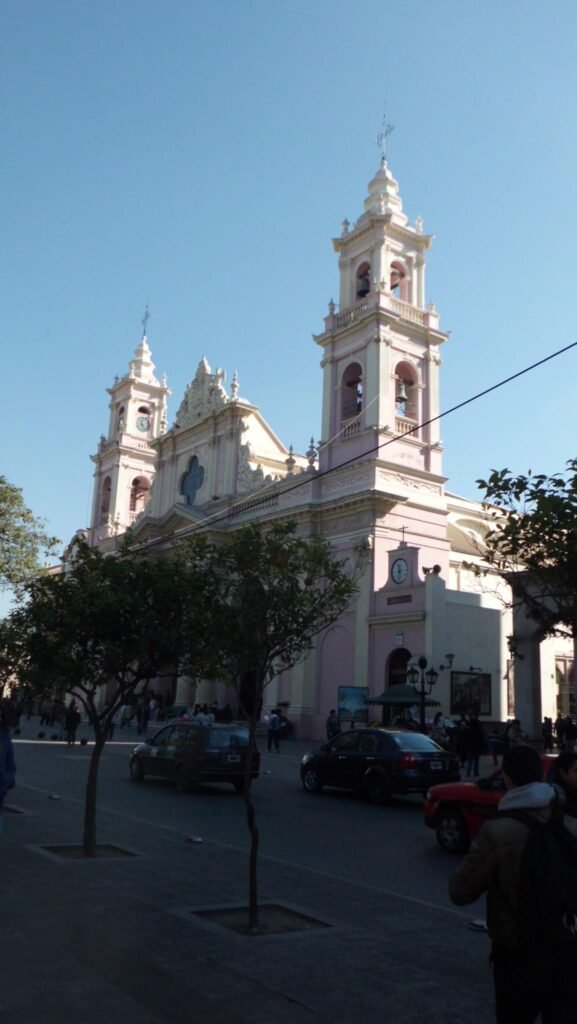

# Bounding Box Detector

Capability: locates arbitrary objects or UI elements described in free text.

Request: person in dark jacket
[464,714,484,778]
[0,708,16,839]
[449,745,577,1024]
[326,709,341,740]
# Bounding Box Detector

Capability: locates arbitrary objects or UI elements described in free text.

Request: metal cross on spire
[375,106,395,163]
[141,304,150,336]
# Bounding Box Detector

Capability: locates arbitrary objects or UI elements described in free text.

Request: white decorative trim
[174,359,229,428]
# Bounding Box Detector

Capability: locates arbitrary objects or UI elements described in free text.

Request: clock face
[136,415,150,432]
[391,558,408,584]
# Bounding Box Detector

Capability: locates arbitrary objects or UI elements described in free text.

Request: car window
[206,728,249,750]
[389,732,441,751]
[152,727,174,747]
[330,732,360,752]
[358,733,380,753]
[171,725,189,744]
[183,728,202,749]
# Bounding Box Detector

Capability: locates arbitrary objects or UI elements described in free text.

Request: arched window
[100,477,111,524]
[341,362,363,423]
[129,476,151,514]
[390,261,408,301]
[117,406,125,433]
[355,261,371,300]
[394,361,417,420]
[387,648,412,688]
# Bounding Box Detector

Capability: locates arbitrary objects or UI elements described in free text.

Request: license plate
[227,754,241,763]
[430,760,443,771]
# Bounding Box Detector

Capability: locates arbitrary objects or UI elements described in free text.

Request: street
[2,722,494,1024]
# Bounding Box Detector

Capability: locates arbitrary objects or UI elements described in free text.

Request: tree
[182,521,358,931]
[10,539,210,856]
[478,462,577,638]
[0,476,58,590]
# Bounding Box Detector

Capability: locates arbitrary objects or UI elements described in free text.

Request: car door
[145,725,175,778]
[321,731,362,789]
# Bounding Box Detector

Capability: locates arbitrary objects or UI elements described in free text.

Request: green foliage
[181,520,358,711]
[10,538,206,721]
[0,476,58,590]
[478,459,577,636]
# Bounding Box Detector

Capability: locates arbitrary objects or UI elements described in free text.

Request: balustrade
[395,416,418,438]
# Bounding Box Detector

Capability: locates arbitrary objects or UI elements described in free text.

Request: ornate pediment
[174,358,229,429]
[237,443,276,494]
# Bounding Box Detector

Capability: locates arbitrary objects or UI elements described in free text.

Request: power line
[144,339,577,544]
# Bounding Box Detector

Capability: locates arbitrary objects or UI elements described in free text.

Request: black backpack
[501,804,577,959]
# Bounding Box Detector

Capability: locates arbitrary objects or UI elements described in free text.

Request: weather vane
[375,106,395,162]
[141,304,150,336]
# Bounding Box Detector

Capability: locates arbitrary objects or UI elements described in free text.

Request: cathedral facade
[84,159,571,740]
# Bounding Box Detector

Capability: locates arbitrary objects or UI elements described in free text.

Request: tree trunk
[83,727,105,857]
[243,710,260,930]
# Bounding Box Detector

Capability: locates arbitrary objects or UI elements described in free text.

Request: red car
[424,755,555,853]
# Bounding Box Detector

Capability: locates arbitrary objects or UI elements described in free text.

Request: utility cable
[142,338,577,545]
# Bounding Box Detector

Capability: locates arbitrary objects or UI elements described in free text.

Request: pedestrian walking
[464,713,484,777]
[449,745,577,1023]
[541,717,554,753]
[326,709,341,741]
[64,701,81,745]
[0,708,16,840]
[507,718,528,749]
[554,714,565,749]
[267,708,282,752]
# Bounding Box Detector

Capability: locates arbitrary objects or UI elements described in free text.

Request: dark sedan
[130,721,260,793]
[300,728,460,802]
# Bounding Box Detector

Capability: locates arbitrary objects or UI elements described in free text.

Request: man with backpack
[448,744,577,1024]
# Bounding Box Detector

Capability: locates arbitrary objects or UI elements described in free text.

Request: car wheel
[435,808,470,854]
[130,758,144,782]
[302,767,323,793]
[174,765,191,794]
[365,772,391,804]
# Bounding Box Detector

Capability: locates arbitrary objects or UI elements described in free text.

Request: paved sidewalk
[1,721,497,1024]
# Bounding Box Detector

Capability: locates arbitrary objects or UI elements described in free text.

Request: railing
[389,298,425,326]
[331,295,426,332]
[341,418,361,439]
[395,416,418,438]
[334,300,369,328]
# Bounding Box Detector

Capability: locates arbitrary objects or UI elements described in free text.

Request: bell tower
[88,325,170,545]
[315,158,449,479]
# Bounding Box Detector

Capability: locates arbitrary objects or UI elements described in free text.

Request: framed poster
[337,685,369,723]
[450,672,492,717]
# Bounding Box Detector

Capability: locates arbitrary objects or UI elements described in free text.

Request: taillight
[399,752,416,768]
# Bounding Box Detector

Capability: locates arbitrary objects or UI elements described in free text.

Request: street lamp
[406,656,439,732]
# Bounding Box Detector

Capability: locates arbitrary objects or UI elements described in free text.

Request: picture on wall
[337,685,369,723]
[450,672,492,717]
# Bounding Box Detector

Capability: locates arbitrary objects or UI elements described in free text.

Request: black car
[130,721,260,793]
[300,728,460,802]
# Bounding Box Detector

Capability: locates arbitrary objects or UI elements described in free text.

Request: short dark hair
[502,745,543,786]
[555,751,577,775]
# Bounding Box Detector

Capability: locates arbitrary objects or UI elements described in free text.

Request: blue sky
[2,0,577,559]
